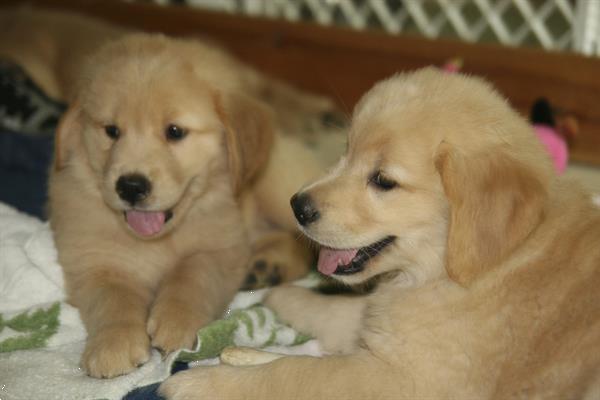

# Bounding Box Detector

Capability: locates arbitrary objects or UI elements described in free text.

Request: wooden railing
[3,0,600,165]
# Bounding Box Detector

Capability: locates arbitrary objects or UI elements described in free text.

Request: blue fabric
[0,129,53,219]
[121,362,188,400]
[170,361,189,374]
[122,383,165,400]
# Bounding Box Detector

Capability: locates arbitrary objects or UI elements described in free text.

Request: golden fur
[0,8,341,378]
[160,68,600,399]
[0,7,127,100]
[48,34,328,378]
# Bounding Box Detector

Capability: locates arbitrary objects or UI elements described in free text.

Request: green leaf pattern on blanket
[177,304,311,363]
[0,302,60,352]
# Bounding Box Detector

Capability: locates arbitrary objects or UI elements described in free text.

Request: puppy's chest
[361,284,473,355]
[167,220,248,259]
[174,202,248,248]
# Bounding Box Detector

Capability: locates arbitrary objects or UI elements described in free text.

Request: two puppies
[160,68,600,399]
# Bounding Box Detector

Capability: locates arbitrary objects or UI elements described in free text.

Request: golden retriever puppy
[0,6,127,100]
[160,68,600,399]
[49,33,327,378]
[0,7,342,289]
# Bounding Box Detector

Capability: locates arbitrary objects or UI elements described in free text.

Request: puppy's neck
[393,224,448,290]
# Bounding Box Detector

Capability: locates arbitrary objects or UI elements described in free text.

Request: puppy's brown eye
[369,171,398,191]
[104,125,120,140]
[166,124,187,141]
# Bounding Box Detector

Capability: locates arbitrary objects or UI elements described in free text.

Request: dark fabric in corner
[0,58,64,219]
[0,129,54,219]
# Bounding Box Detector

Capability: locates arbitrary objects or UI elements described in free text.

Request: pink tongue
[317,247,359,276]
[125,211,166,237]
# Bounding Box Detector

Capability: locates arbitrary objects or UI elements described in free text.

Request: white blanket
[6,191,594,400]
[0,203,320,400]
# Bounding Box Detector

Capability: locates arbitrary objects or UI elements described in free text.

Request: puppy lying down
[160,68,600,399]
[48,33,335,379]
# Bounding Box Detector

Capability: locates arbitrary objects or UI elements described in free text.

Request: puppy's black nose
[290,192,320,226]
[116,174,151,205]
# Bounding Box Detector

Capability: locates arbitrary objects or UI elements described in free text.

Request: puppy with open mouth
[160,68,600,399]
[49,33,330,379]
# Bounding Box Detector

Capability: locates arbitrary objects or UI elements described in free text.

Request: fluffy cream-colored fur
[47,31,328,378]
[161,68,600,399]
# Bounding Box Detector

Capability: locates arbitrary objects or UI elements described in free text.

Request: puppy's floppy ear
[54,101,82,170]
[435,142,547,287]
[214,91,275,195]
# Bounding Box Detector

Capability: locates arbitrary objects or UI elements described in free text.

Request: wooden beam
[4,0,600,165]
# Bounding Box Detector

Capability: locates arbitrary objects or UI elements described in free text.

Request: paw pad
[241,260,283,290]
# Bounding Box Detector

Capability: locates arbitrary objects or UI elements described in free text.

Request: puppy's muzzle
[290,192,320,226]
[116,173,152,206]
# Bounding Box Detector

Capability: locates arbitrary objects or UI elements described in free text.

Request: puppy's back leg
[242,231,313,289]
[264,286,366,354]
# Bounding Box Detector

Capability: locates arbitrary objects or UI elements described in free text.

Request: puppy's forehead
[351,71,439,145]
[349,88,437,161]
[347,69,483,172]
[349,68,514,157]
[347,124,435,177]
[86,53,192,96]
[353,75,422,127]
[81,57,222,130]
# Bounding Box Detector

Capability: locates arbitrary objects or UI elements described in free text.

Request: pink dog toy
[530,98,573,174]
[533,126,567,173]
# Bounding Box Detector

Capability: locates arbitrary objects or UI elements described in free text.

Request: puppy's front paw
[221,346,284,366]
[147,299,202,354]
[83,323,150,378]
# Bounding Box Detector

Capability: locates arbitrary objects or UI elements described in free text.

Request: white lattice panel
[148,0,600,56]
